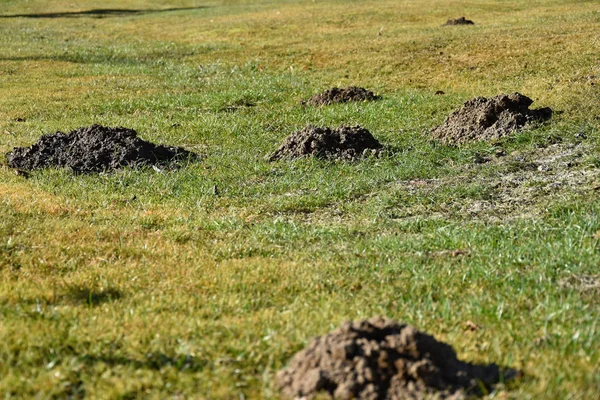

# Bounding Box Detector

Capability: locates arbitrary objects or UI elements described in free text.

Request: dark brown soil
[277,317,517,400]
[269,125,382,161]
[5,124,197,173]
[443,17,474,26]
[431,93,552,145]
[304,87,381,106]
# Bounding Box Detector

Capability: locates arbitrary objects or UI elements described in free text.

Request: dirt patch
[5,124,197,173]
[431,93,552,145]
[388,141,599,222]
[304,87,381,106]
[443,17,475,26]
[559,274,600,294]
[277,316,517,399]
[269,125,382,161]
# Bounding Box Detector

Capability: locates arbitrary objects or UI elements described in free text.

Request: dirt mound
[431,93,552,144]
[304,87,381,106]
[277,317,517,400]
[5,124,197,173]
[444,17,474,26]
[269,125,382,161]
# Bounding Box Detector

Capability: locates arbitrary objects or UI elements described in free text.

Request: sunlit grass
[1,0,599,398]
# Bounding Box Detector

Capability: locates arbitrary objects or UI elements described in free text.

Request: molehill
[6,124,197,173]
[431,92,552,144]
[277,317,518,400]
[269,125,382,161]
[444,17,475,26]
[304,87,381,106]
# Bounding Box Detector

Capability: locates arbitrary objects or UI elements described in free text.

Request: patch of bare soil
[443,17,474,26]
[558,274,600,294]
[431,93,552,145]
[277,316,517,400]
[458,142,597,219]
[5,124,197,173]
[269,125,382,161]
[304,87,381,106]
[389,141,600,222]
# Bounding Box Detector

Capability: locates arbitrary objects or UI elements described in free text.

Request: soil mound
[304,87,381,106]
[6,125,197,173]
[444,17,475,26]
[431,93,552,144]
[269,125,382,161]
[277,317,517,400]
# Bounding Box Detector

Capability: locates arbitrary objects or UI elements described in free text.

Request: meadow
[0,0,599,398]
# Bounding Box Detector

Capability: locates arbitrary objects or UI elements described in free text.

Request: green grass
[1,0,599,398]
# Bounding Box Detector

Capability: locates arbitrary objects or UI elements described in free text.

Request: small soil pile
[444,17,475,26]
[431,93,552,144]
[304,87,381,106]
[6,125,197,173]
[269,125,382,161]
[277,317,517,400]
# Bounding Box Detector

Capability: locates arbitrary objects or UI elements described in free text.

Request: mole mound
[6,124,198,173]
[269,125,382,161]
[277,317,518,400]
[444,17,475,25]
[304,87,381,106]
[431,93,552,145]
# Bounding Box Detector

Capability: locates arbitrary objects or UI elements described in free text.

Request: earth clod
[277,317,518,400]
[304,87,381,106]
[5,124,198,173]
[431,92,552,145]
[269,125,382,161]
[444,17,475,26]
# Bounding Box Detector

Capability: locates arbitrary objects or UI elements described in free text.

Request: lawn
[0,0,599,398]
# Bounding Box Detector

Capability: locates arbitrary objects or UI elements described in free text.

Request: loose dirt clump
[304,87,381,106]
[277,317,517,400]
[443,17,475,26]
[5,124,197,173]
[269,125,382,161]
[431,93,552,145]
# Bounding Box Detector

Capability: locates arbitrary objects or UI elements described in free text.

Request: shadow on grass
[0,286,123,309]
[0,46,202,65]
[67,286,123,307]
[0,53,182,65]
[81,352,208,372]
[0,7,207,19]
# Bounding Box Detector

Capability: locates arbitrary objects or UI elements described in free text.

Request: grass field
[1,0,599,398]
